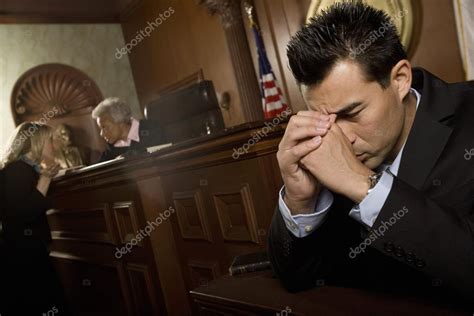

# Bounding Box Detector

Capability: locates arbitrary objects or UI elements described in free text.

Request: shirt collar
[114,118,140,148]
[378,88,421,175]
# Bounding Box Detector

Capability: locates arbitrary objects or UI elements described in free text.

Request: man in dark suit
[268,2,473,309]
[92,97,164,162]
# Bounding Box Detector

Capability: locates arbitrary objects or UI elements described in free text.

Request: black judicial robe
[0,160,70,315]
[98,119,164,162]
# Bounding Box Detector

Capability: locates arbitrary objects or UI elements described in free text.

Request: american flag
[251,25,289,119]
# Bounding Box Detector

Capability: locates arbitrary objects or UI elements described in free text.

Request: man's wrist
[283,190,320,215]
[347,169,375,204]
[367,171,384,195]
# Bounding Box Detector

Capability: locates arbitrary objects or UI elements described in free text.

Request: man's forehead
[300,64,377,113]
[302,85,364,114]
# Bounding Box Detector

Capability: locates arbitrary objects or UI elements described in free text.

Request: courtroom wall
[0,24,140,153]
[121,0,246,128]
[246,0,465,113]
[122,0,465,124]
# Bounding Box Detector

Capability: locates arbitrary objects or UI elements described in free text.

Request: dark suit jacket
[1,160,52,245]
[99,119,164,162]
[268,68,474,309]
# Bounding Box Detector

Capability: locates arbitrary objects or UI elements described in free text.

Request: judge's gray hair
[92,97,132,123]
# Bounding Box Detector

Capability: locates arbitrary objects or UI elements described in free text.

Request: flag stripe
[252,26,289,119]
[265,94,283,104]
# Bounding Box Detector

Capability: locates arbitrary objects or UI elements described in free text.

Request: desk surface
[190,271,469,316]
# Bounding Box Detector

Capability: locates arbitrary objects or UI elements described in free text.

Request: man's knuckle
[287,117,299,129]
[277,149,287,161]
[289,147,300,158]
[288,129,298,140]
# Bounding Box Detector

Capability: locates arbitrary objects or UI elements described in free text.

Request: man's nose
[336,121,357,144]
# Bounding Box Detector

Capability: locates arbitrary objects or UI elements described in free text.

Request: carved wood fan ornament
[11,63,103,125]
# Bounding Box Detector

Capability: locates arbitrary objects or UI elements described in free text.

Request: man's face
[301,61,407,169]
[96,114,122,144]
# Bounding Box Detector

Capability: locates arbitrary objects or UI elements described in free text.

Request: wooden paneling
[245,0,464,112]
[48,205,116,245]
[188,260,221,290]
[122,0,464,128]
[121,0,245,128]
[126,263,161,315]
[157,150,283,315]
[135,176,192,316]
[410,0,465,81]
[50,121,285,315]
[173,189,213,242]
[51,256,130,316]
[50,182,167,316]
[113,201,144,246]
[190,271,467,316]
[213,184,259,243]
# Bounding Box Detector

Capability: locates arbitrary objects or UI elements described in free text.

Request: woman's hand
[36,161,60,196]
[40,160,61,178]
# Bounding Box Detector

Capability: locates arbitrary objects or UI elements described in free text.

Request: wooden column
[200,0,263,122]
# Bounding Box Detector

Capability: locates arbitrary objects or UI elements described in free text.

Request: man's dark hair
[287,1,407,88]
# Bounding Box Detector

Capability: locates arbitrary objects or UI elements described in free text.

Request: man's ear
[390,59,412,101]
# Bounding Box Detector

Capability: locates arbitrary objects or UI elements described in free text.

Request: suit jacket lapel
[397,68,455,190]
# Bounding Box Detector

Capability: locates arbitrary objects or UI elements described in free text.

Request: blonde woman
[0,122,70,315]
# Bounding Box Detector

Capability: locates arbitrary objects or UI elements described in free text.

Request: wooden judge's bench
[48,122,468,316]
[48,121,285,316]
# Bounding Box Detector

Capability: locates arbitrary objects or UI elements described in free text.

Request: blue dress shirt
[279,88,421,237]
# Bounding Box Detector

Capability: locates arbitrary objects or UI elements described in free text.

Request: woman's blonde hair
[0,122,53,169]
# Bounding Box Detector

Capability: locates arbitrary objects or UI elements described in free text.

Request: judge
[92,97,164,162]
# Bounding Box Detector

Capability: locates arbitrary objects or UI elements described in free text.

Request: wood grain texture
[191,271,467,315]
[49,121,285,315]
[244,0,464,115]
[121,0,247,128]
